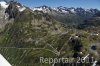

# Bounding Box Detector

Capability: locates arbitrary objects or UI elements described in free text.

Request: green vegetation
[0,8,100,66]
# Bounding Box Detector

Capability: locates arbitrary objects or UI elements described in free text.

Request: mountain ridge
[32,5,100,14]
[32,5,100,26]
[0,1,100,66]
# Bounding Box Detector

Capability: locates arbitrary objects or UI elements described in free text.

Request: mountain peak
[32,6,100,15]
[40,5,49,8]
[33,5,52,13]
[4,1,26,19]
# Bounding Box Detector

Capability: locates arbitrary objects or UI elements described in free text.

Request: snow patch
[19,7,26,12]
[0,1,8,9]
[16,5,26,12]
[70,9,75,13]
[33,8,43,11]
[62,10,68,13]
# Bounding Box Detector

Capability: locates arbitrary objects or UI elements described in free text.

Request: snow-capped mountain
[0,1,26,12]
[32,5,100,25]
[0,1,27,29]
[0,1,100,27]
[32,5,100,15]
[55,6,76,13]
[0,1,27,20]
[33,5,52,13]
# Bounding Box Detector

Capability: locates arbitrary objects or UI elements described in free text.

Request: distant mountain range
[0,1,100,15]
[32,5,100,25]
[32,5,100,16]
[33,5,99,14]
[0,1,100,26]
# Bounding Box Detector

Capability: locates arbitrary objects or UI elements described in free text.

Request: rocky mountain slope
[78,12,100,29]
[33,5,100,25]
[33,5,99,15]
[0,1,100,66]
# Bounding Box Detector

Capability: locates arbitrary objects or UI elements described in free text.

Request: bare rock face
[0,1,13,31]
[0,1,26,31]
[5,1,20,19]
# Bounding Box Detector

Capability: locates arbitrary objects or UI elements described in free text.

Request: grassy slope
[0,9,100,66]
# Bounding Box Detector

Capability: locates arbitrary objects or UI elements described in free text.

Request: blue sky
[18,0,100,9]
